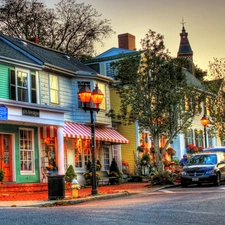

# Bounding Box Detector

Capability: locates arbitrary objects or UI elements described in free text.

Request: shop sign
[0,105,8,120]
[22,108,39,117]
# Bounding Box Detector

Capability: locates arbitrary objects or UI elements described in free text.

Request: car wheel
[213,173,220,186]
[181,180,188,187]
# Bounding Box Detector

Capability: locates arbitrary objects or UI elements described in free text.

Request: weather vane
[181,17,186,27]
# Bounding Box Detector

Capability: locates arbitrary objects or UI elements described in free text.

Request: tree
[0,0,114,59]
[206,58,225,142]
[108,29,205,174]
[194,64,207,82]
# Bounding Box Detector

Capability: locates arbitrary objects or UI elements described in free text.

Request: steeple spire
[177,19,194,74]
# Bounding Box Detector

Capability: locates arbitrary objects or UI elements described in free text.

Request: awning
[40,126,57,139]
[64,122,129,144]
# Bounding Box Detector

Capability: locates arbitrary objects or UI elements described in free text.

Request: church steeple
[177,19,194,74]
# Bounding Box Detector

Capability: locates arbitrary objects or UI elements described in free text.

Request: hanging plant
[137,146,144,152]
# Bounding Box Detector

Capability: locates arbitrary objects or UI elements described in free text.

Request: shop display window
[42,138,57,171]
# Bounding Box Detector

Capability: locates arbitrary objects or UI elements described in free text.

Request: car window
[187,154,217,165]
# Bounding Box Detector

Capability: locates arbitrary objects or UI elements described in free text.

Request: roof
[204,79,224,94]
[85,48,143,64]
[178,26,193,56]
[184,69,204,88]
[0,34,97,74]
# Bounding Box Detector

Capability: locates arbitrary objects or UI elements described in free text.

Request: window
[184,96,190,111]
[74,139,91,168]
[204,97,212,116]
[106,62,116,78]
[194,95,201,114]
[103,147,110,171]
[78,81,91,108]
[19,129,34,173]
[97,83,106,110]
[113,146,118,162]
[194,129,203,147]
[49,75,59,104]
[10,69,37,103]
[184,129,194,147]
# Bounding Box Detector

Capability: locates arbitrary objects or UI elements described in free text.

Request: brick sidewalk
[0,182,150,201]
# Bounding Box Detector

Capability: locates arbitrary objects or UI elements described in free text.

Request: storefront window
[42,138,57,171]
[103,147,110,170]
[19,129,34,173]
[74,139,91,168]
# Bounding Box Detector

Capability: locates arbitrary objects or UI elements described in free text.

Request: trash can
[48,174,65,200]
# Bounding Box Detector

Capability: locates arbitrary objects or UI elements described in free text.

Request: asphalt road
[1,183,225,225]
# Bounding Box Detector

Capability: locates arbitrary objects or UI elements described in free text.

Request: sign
[22,108,39,117]
[0,105,8,120]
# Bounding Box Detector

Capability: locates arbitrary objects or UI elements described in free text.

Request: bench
[98,171,118,185]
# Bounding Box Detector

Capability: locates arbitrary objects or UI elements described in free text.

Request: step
[0,183,48,193]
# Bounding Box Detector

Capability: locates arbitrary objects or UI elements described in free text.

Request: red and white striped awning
[40,126,57,139]
[64,122,129,144]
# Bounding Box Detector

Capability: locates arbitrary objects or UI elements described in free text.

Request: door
[0,134,12,182]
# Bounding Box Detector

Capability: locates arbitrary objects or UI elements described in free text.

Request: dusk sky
[46,0,225,72]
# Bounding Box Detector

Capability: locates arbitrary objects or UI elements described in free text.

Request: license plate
[192,177,199,181]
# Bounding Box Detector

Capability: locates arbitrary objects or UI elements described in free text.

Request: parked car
[203,146,225,153]
[181,152,225,187]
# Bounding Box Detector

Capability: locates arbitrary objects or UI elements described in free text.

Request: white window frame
[19,128,35,174]
[49,74,59,104]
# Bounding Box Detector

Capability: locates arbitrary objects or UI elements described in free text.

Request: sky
[46,0,225,72]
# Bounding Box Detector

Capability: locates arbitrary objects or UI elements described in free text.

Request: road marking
[158,190,174,193]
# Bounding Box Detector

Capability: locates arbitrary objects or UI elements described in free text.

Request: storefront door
[0,134,12,182]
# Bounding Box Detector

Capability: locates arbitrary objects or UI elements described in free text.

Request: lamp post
[200,114,209,148]
[78,84,104,195]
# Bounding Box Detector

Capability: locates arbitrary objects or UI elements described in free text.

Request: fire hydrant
[72,178,80,198]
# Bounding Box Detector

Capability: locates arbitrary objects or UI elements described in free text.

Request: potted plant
[65,165,77,190]
[65,165,77,182]
[109,158,123,184]
[141,153,150,165]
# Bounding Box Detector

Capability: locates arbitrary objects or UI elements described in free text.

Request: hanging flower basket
[137,146,144,152]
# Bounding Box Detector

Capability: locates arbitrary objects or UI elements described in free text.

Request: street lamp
[200,114,209,148]
[78,84,104,195]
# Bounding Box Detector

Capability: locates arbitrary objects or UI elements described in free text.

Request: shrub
[65,165,77,182]
[0,169,4,181]
[152,171,174,185]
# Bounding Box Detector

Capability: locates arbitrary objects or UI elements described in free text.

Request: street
[1,183,225,225]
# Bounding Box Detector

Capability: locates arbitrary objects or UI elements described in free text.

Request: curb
[21,191,130,207]
[1,183,181,208]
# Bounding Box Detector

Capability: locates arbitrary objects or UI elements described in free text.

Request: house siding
[110,89,136,173]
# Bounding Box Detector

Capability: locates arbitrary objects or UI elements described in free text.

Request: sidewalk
[0,182,176,207]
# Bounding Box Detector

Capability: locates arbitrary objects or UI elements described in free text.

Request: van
[181,152,225,187]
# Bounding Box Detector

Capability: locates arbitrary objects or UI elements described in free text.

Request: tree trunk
[153,135,164,174]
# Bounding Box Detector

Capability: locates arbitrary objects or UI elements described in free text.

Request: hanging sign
[0,105,8,120]
[22,108,39,117]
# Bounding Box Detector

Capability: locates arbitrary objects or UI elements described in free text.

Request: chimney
[118,33,136,50]
[29,37,40,44]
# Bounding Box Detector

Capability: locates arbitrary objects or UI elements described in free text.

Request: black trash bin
[48,174,65,200]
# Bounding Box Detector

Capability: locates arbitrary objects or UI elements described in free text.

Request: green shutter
[0,65,11,99]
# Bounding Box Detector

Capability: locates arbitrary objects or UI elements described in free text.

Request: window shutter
[31,74,37,103]
[9,69,16,100]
